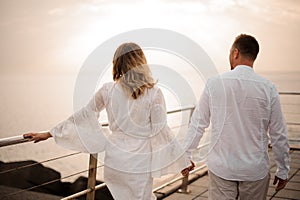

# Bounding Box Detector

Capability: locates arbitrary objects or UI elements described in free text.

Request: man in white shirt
[182,34,290,200]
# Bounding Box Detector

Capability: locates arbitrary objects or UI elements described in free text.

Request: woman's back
[103,82,157,138]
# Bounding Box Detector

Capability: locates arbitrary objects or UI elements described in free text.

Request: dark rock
[0,160,114,199]
[0,185,61,200]
[0,160,70,196]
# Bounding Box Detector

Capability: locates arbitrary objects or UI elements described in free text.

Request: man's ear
[233,48,239,59]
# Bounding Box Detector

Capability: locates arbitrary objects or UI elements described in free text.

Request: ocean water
[0,70,299,186]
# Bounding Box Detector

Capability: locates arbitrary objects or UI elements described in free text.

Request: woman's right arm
[23,83,111,152]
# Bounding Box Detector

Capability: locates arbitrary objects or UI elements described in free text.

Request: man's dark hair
[233,34,259,60]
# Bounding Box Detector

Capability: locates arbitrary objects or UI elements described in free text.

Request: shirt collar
[234,65,254,71]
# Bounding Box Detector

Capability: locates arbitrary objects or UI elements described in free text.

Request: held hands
[23,131,52,143]
[273,175,288,192]
[181,160,195,177]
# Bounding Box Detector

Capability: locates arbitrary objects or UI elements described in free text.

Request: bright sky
[0,0,299,74]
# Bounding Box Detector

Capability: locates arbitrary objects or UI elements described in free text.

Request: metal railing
[279,92,300,148]
[279,92,300,122]
[1,92,299,200]
[0,105,196,200]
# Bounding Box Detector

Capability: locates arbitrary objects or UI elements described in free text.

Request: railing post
[178,107,195,194]
[87,153,98,200]
[178,175,191,193]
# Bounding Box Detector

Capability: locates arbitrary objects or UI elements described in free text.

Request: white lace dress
[50,82,189,200]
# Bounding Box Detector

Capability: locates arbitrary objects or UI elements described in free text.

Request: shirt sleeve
[150,88,190,177]
[49,83,111,153]
[184,82,211,160]
[269,85,290,179]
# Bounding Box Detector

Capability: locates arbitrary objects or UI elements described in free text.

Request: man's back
[206,65,287,181]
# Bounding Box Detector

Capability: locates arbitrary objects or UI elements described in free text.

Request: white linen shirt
[186,65,290,181]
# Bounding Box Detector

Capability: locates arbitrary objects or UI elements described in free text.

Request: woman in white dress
[24,42,190,200]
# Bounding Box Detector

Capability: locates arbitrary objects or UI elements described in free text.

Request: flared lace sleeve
[150,88,190,177]
[49,83,113,153]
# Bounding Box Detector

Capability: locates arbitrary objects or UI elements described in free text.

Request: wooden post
[86,154,98,200]
[178,175,191,193]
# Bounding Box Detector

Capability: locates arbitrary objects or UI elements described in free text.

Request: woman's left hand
[181,160,195,177]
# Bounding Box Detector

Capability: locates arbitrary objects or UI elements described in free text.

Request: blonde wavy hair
[112,42,156,99]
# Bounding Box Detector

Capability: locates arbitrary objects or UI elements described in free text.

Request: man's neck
[233,60,254,69]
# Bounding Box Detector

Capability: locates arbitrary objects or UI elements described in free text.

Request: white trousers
[208,171,270,200]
